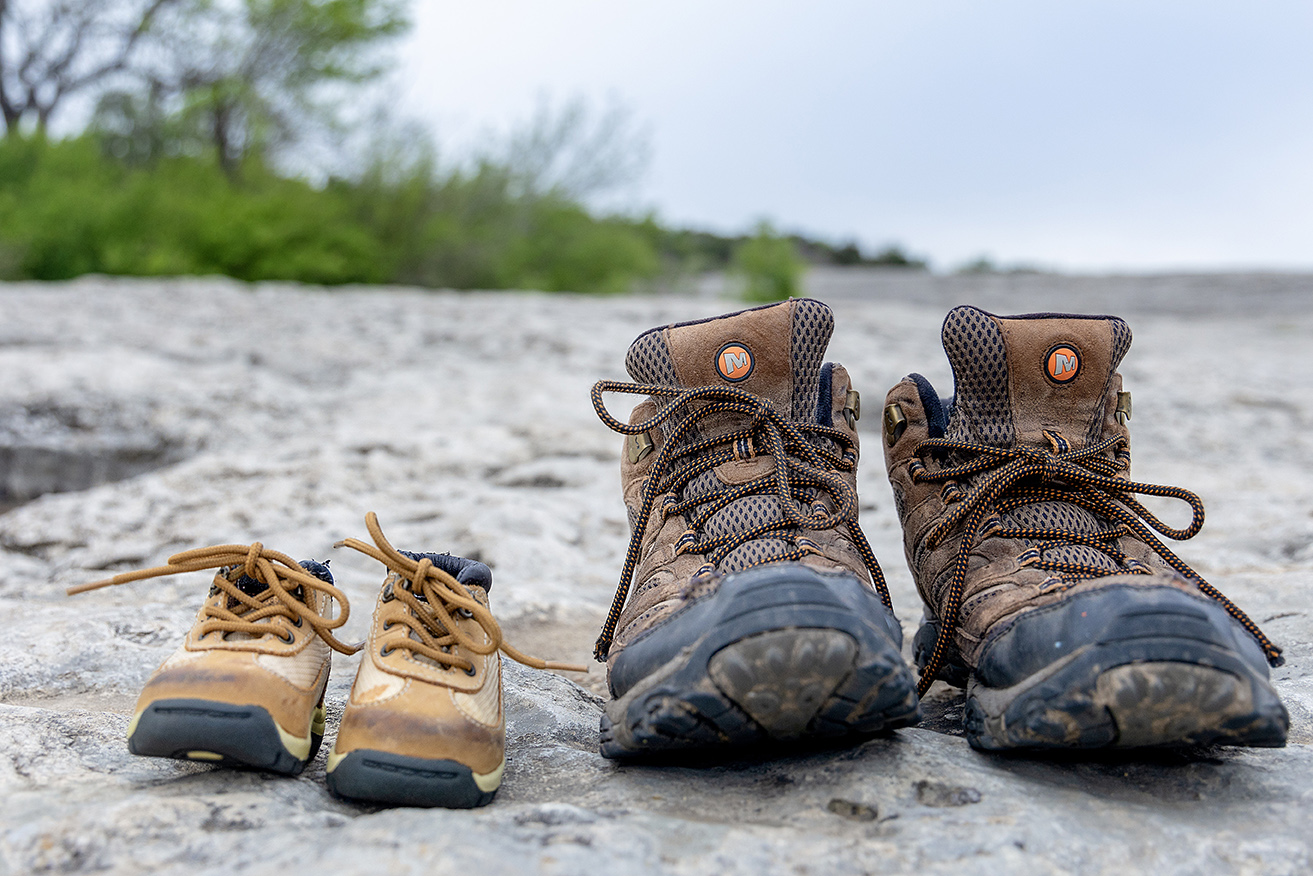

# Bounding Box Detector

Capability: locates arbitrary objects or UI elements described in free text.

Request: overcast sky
[395,1,1313,272]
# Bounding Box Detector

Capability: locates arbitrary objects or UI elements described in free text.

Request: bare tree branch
[0,0,183,135]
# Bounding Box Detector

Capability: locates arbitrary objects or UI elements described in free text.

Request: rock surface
[0,272,1310,875]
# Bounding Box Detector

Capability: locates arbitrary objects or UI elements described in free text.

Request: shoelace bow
[591,380,892,661]
[334,512,584,673]
[911,429,1283,697]
[68,542,360,655]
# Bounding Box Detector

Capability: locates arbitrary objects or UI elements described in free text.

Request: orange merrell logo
[1045,344,1081,383]
[716,342,754,382]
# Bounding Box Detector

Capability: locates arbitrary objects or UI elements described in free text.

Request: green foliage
[732,222,805,302]
[866,245,926,268]
[956,255,997,274]
[343,151,660,293]
[0,135,660,293]
[794,237,927,269]
[0,136,381,283]
[1,3,928,293]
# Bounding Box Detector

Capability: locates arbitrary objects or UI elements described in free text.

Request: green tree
[92,0,409,174]
[0,0,183,135]
[732,221,804,302]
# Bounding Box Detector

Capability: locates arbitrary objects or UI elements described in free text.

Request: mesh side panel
[682,470,721,502]
[702,495,781,541]
[1041,544,1121,573]
[942,307,1015,447]
[682,471,800,574]
[1002,501,1104,533]
[891,480,908,523]
[1109,318,1133,371]
[789,299,834,422]
[1086,316,1134,446]
[625,326,692,440]
[625,328,679,385]
[1001,501,1121,574]
[721,539,794,573]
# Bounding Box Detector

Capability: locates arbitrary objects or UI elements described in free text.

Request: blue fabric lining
[909,372,948,438]
[401,550,493,592]
[297,559,334,584]
[816,362,834,426]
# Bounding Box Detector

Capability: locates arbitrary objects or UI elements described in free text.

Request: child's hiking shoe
[882,305,1288,750]
[591,298,920,759]
[69,544,358,774]
[326,513,581,808]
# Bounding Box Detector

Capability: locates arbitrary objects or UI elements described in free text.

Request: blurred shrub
[732,222,804,302]
[0,136,383,283]
[0,134,918,293]
[0,135,659,292]
[343,149,660,293]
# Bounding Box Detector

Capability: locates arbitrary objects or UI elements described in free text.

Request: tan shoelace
[334,512,585,673]
[591,380,892,661]
[68,542,360,655]
[911,429,1283,697]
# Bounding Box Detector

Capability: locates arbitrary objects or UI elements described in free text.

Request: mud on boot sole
[127,698,323,775]
[600,566,920,759]
[966,657,1289,750]
[963,584,1289,751]
[326,750,501,808]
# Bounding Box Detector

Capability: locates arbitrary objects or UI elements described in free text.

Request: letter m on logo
[723,351,748,373]
[1055,353,1077,376]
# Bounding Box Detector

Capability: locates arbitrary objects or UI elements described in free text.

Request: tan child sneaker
[882,305,1287,750]
[69,544,358,774]
[326,512,582,808]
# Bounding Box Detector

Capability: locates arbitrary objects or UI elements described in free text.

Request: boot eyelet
[464,665,477,678]
[382,620,393,631]
[380,645,394,657]
[293,616,303,628]
[279,630,295,644]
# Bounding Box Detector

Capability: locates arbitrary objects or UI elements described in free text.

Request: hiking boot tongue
[625,298,834,424]
[941,305,1132,449]
[623,298,837,574]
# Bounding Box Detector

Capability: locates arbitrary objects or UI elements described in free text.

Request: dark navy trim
[816,362,834,426]
[401,551,493,592]
[908,372,947,438]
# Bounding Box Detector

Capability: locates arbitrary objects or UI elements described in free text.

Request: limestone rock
[1,274,1310,874]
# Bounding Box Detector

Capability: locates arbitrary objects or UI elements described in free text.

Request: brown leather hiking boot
[591,298,919,758]
[327,513,581,807]
[69,546,358,774]
[883,305,1288,750]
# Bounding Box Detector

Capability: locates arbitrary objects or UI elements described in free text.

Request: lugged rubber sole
[964,642,1289,751]
[600,567,919,759]
[325,749,501,808]
[127,698,323,775]
[927,585,1290,751]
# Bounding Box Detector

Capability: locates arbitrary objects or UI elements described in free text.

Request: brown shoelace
[591,380,891,661]
[911,429,1283,697]
[334,512,585,673]
[68,542,360,655]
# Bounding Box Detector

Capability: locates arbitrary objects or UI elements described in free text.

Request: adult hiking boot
[882,305,1288,750]
[327,513,581,808]
[591,298,920,759]
[69,544,358,774]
